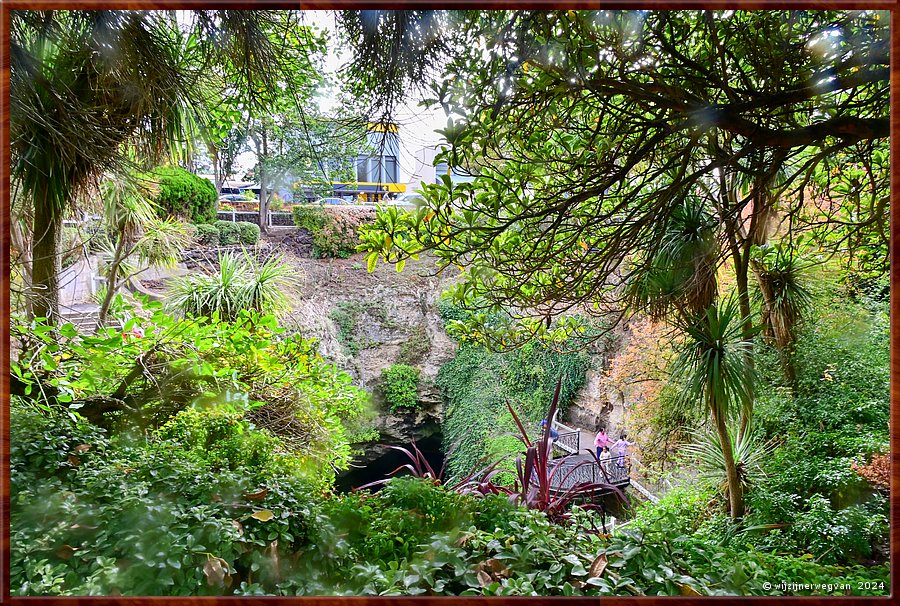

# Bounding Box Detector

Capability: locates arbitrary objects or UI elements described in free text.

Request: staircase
[59,304,101,333]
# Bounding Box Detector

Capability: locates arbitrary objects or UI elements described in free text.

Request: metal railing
[548,454,631,493]
[553,421,581,455]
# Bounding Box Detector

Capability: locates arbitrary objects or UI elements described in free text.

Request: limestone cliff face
[282,247,642,446]
[279,251,459,449]
[566,324,630,437]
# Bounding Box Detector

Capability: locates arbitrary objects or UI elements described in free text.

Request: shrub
[11,421,318,596]
[292,204,326,232]
[292,206,375,258]
[195,223,219,246]
[312,211,367,258]
[381,364,420,411]
[238,221,260,245]
[215,220,241,245]
[169,250,293,321]
[150,166,217,224]
[154,406,286,473]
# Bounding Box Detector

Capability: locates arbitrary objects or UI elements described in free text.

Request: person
[594,428,610,459]
[539,420,559,442]
[613,433,635,468]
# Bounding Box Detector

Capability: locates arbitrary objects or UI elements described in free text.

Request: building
[406,145,476,195]
[291,123,407,204]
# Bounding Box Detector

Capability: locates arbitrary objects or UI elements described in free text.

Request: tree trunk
[258,129,269,235]
[11,218,34,319]
[712,406,744,519]
[733,246,754,441]
[31,190,62,323]
[98,234,129,326]
[212,147,223,194]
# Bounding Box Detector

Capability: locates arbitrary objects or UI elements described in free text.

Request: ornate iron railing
[548,454,630,493]
[554,429,580,455]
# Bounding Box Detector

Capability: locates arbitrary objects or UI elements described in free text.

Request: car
[315,197,348,205]
[390,192,425,205]
[218,194,250,203]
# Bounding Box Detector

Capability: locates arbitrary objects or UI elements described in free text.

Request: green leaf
[59,323,78,338]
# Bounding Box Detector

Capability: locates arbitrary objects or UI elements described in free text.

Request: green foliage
[10,401,108,487]
[683,293,889,565]
[10,399,319,596]
[11,411,889,600]
[380,364,420,411]
[151,166,218,224]
[292,205,374,258]
[631,484,721,537]
[155,407,286,473]
[215,220,241,246]
[357,10,887,344]
[195,223,220,246]
[238,222,261,245]
[169,251,293,321]
[437,339,591,479]
[11,300,368,485]
[313,210,374,259]
[292,204,326,232]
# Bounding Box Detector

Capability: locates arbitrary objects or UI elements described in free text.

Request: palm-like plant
[682,419,774,499]
[168,250,294,322]
[671,297,756,518]
[10,10,297,322]
[97,177,187,325]
[751,243,812,388]
[626,197,719,321]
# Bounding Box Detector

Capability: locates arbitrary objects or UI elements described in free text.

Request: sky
[233,10,448,186]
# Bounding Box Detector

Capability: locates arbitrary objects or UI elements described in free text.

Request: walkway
[547,421,660,502]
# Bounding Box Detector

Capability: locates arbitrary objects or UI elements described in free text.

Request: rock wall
[279,249,459,449]
[565,324,630,437]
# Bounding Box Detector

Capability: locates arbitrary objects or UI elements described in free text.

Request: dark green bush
[215,220,241,246]
[292,204,326,232]
[292,205,374,258]
[381,364,420,411]
[238,221,261,245]
[151,166,217,224]
[195,223,219,246]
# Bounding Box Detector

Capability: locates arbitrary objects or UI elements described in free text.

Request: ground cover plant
[8,6,890,598]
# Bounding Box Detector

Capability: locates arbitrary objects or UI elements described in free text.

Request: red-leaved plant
[359,376,627,524]
[506,377,626,522]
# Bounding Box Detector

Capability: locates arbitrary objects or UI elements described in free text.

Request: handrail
[554,429,580,455]
[547,453,630,491]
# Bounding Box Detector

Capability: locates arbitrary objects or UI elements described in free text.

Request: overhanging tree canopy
[348,9,888,343]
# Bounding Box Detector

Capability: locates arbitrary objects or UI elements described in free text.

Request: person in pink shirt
[594,428,610,459]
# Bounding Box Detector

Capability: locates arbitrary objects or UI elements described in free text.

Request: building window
[385,156,398,182]
[356,157,368,182]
